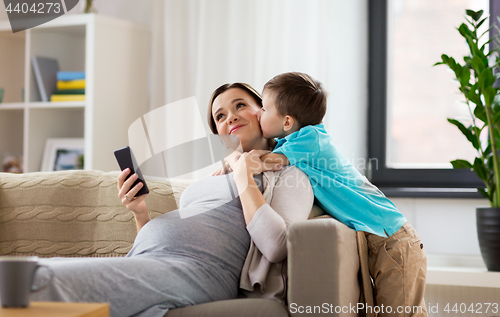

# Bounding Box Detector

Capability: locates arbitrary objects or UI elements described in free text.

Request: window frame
[367,0,500,198]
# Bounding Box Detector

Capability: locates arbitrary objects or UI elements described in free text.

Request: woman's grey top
[31,169,313,317]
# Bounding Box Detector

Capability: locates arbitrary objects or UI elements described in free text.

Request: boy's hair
[263,72,327,128]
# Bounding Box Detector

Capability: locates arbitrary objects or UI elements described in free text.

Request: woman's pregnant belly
[127,199,250,271]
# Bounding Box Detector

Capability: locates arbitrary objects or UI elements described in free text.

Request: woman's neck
[243,138,271,152]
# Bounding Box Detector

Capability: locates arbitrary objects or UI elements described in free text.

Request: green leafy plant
[85,0,97,14]
[435,9,500,207]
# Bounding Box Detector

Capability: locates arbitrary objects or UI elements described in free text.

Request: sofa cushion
[0,170,191,257]
[166,298,289,317]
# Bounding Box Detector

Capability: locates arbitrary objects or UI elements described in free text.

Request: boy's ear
[283,115,295,132]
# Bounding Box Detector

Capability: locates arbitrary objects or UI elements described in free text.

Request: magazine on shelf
[57,71,86,81]
[31,56,60,102]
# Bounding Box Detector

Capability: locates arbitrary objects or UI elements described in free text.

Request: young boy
[259,72,428,317]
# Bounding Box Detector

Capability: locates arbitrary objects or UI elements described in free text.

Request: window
[368,0,498,197]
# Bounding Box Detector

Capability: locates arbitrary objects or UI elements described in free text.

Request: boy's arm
[260,153,290,167]
[272,127,321,166]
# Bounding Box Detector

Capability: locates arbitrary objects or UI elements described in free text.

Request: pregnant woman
[31,83,313,317]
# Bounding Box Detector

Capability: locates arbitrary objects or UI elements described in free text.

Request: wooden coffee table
[0,302,109,317]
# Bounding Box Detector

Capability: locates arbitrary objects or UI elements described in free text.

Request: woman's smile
[230,124,246,134]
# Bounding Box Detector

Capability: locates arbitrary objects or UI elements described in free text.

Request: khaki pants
[365,223,428,317]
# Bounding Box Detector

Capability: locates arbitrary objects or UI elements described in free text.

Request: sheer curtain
[143,0,368,179]
[0,0,367,178]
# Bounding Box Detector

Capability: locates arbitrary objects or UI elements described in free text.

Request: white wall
[393,197,491,257]
[159,0,369,168]
[325,0,368,168]
[0,0,368,170]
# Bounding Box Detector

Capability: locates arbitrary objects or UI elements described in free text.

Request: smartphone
[114,146,149,197]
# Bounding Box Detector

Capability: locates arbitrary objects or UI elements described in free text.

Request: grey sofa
[0,170,360,317]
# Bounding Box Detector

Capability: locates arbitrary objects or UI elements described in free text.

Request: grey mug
[0,256,54,308]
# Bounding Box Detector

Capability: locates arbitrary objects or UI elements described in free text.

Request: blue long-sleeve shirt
[273,124,407,237]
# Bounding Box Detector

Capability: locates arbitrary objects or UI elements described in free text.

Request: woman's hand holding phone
[117,168,148,213]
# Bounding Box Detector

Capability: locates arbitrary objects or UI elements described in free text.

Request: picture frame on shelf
[41,138,85,172]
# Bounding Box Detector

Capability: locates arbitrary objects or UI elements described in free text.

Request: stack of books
[50,71,86,102]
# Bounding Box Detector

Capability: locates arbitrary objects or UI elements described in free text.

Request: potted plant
[84,0,97,14]
[436,9,500,271]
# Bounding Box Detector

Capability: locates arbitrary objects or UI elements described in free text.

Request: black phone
[114,146,149,197]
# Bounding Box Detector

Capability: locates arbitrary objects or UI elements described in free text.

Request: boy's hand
[260,153,290,167]
[213,151,286,176]
[225,150,283,177]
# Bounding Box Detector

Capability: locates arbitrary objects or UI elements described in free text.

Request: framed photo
[41,138,85,172]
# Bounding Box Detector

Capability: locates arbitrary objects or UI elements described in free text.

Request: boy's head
[259,72,327,139]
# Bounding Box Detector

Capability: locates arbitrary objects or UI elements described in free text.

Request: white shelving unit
[0,14,149,172]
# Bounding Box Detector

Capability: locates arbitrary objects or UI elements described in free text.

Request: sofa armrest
[287,217,359,317]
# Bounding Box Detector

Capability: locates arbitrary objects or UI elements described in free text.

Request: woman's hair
[207,82,276,149]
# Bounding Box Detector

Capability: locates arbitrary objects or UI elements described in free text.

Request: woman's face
[211,88,269,152]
